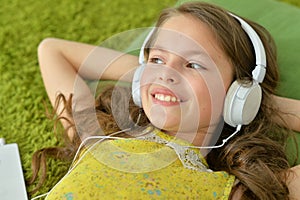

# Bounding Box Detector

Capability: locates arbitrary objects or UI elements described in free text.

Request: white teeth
[165,95,171,102]
[154,94,179,102]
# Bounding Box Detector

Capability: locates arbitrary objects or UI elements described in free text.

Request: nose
[158,63,181,84]
[159,72,176,83]
[158,54,186,84]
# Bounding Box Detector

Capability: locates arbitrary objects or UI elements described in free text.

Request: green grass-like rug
[0,0,176,197]
[0,0,298,198]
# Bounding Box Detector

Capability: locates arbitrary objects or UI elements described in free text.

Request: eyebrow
[149,44,209,60]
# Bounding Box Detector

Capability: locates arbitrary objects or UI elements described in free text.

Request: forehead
[156,14,223,59]
[151,27,210,60]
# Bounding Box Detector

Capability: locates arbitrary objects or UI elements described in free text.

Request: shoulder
[288,165,300,200]
[229,179,244,200]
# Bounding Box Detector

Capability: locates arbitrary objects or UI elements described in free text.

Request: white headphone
[132,13,267,128]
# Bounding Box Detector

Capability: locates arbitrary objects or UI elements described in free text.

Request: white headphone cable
[69,130,130,169]
[31,124,241,199]
[31,111,145,200]
[178,125,242,149]
[30,128,130,200]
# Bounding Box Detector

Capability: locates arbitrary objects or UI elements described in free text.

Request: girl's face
[140,14,234,146]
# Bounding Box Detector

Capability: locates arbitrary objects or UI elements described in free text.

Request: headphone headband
[229,13,266,83]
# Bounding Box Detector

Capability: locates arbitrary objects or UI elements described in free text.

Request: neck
[164,128,208,146]
[163,122,222,146]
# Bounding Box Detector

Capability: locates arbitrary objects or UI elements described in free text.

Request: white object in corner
[0,142,28,200]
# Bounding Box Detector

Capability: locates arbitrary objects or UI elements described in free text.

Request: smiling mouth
[153,93,181,103]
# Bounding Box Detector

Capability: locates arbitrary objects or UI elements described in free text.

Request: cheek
[192,73,226,124]
[140,85,156,121]
[193,82,212,120]
[140,85,150,109]
[222,73,234,93]
[218,63,234,93]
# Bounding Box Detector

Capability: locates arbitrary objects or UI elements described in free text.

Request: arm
[38,38,139,138]
[288,165,300,200]
[273,95,300,132]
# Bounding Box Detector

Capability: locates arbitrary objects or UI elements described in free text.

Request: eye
[148,57,164,64]
[186,62,207,70]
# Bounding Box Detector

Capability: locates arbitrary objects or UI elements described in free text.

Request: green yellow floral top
[46,128,235,200]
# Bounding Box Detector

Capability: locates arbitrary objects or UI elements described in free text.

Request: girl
[31,2,300,199]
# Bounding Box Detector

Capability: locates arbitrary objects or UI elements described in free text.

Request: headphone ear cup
[132,64,145,107]
[223,80,262,127]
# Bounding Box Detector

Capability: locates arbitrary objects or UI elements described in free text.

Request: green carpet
[0,0,298,198]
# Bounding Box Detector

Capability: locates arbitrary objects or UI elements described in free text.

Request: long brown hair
[30,2,293,199]
[155,2,291,199]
